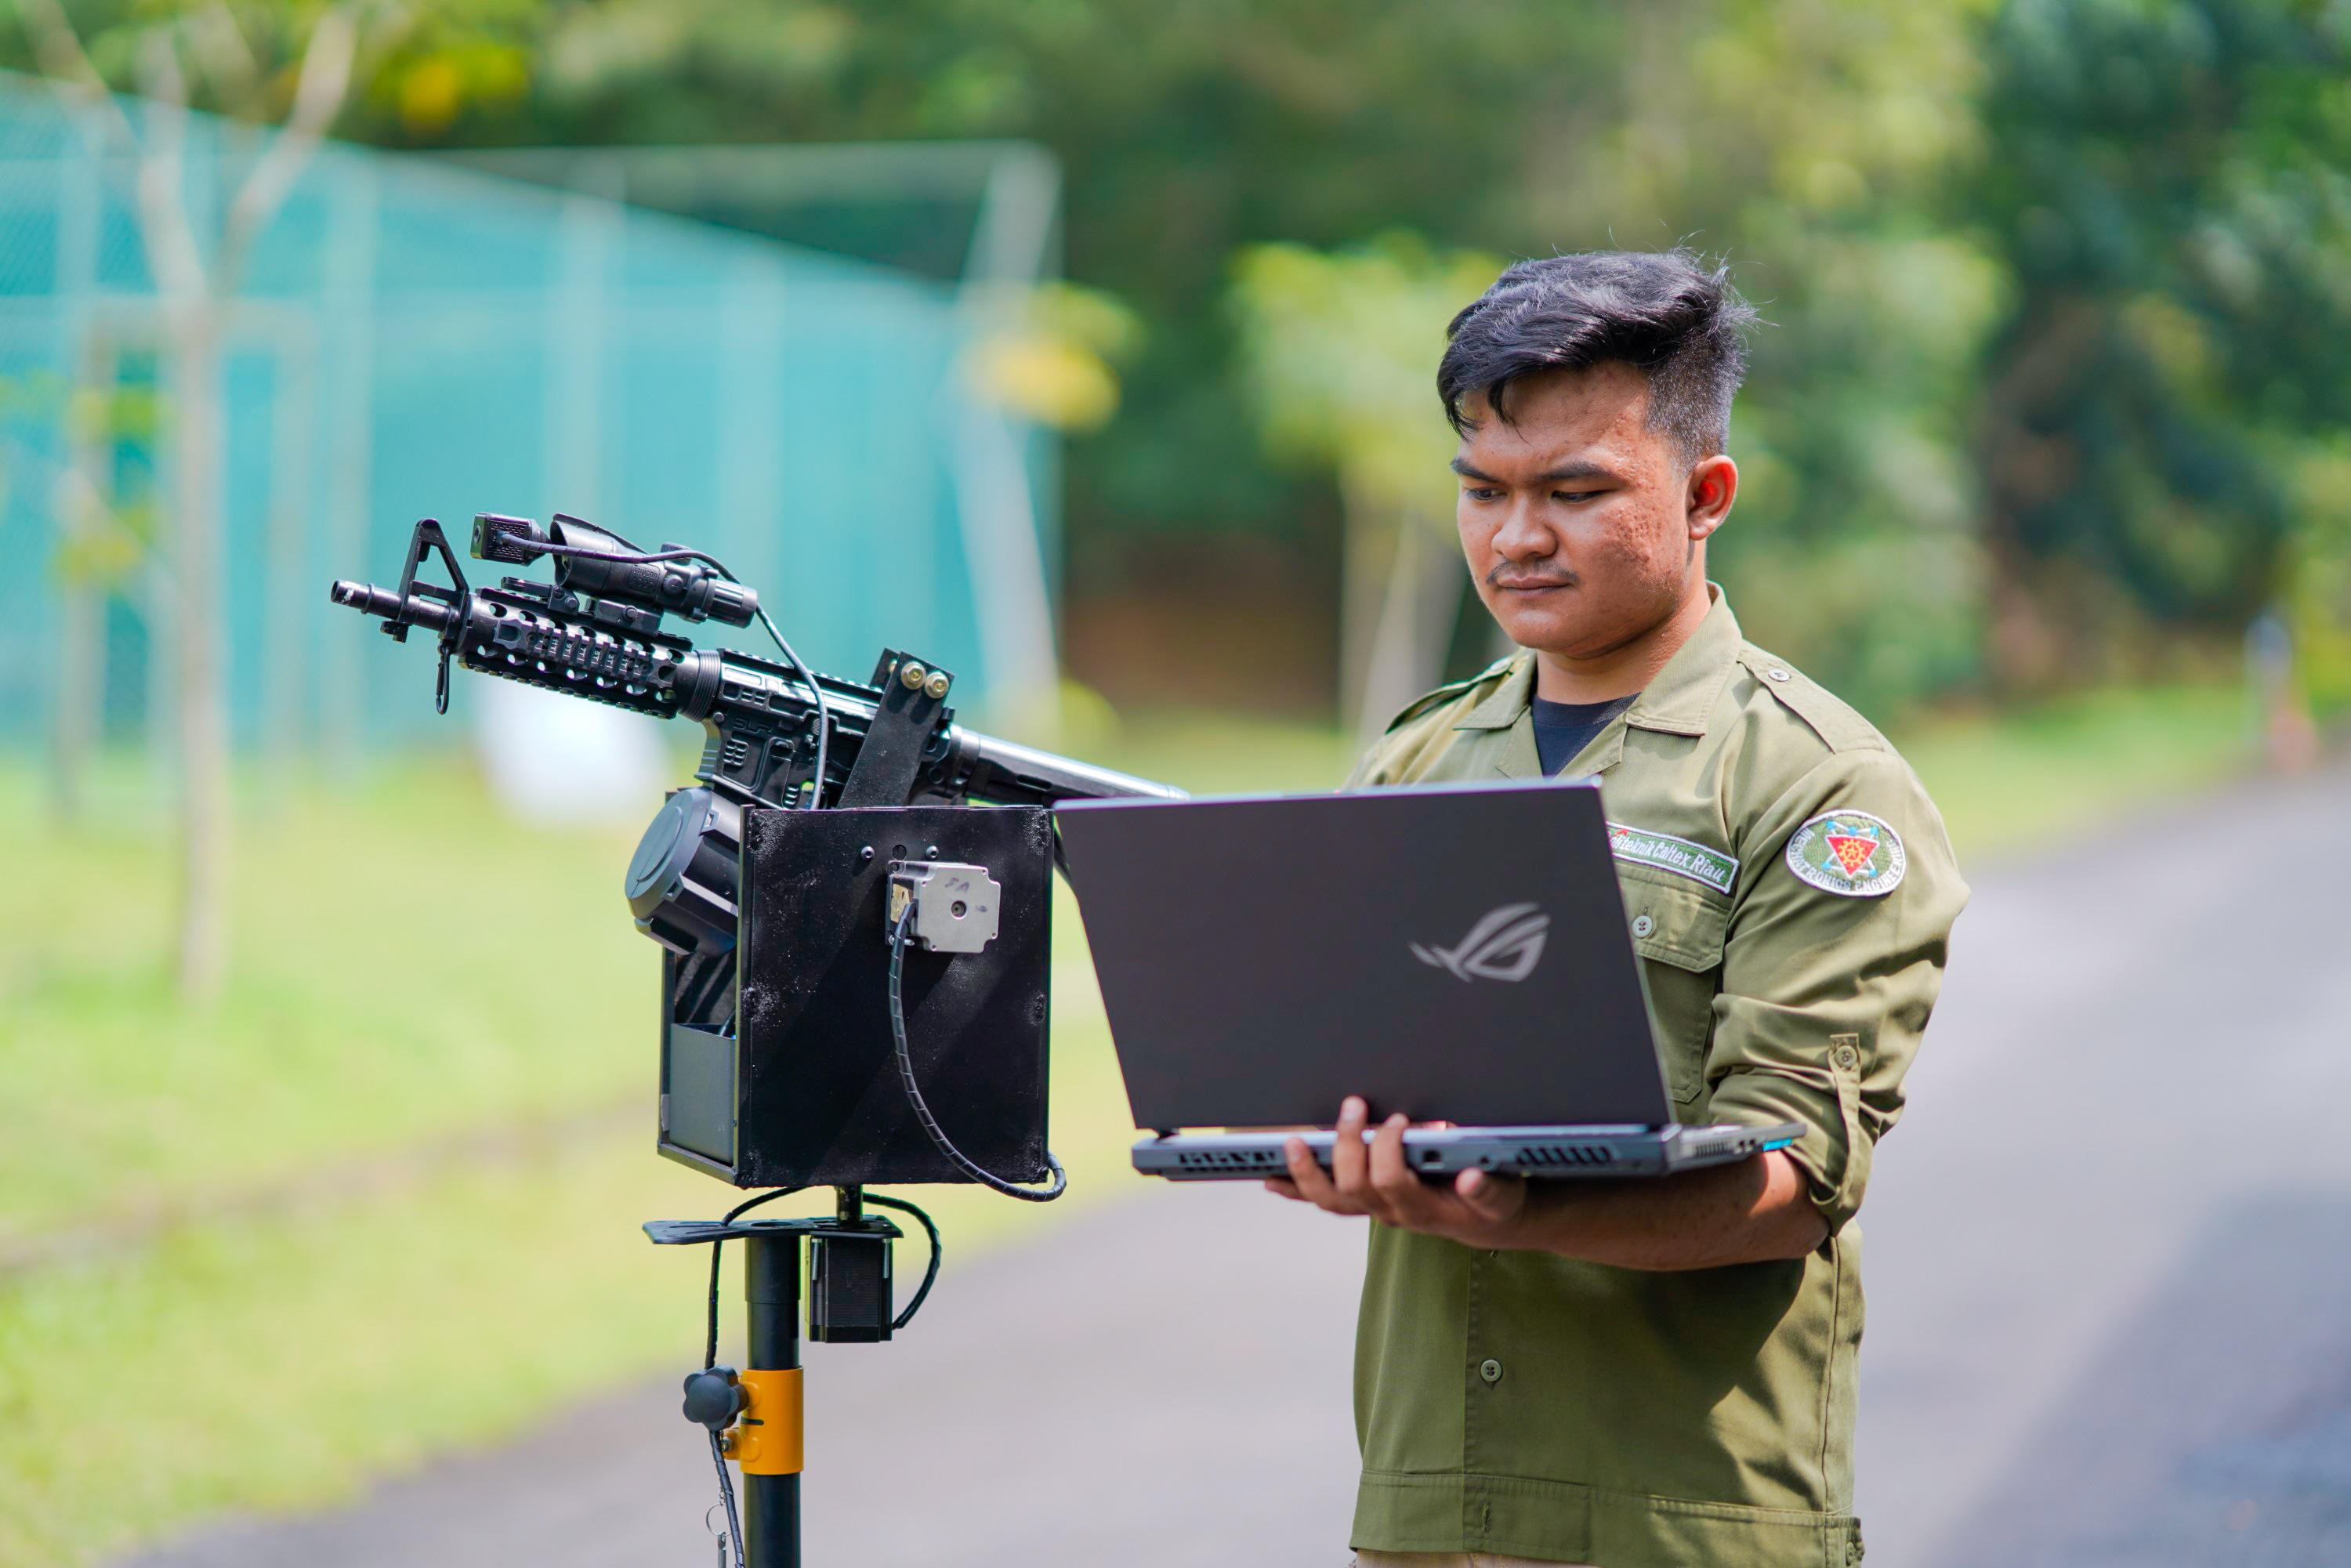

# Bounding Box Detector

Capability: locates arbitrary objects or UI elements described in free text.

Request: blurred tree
[37,0,2341,728]
[1230,235,1502,738]
[389,0,2005,716]
[1544,0,2005,715]
[9,0,531,996]
[357,0,1636,574]
[1966,0,2351,690]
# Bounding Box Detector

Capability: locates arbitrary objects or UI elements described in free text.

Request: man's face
[1451,364,1730,663]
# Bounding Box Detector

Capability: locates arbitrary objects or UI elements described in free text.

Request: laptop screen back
[1052,778,1672,1131]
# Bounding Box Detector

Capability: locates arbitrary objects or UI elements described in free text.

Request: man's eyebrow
[1447,456,1617,484]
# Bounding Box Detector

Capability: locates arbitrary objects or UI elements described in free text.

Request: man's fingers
[1330,1095,1371,1197]
[1262,1177,1304,1202]
[1456,1167,1504,1214]
[1368,1113,1420,1202]
[1455,1168,1526,1225]
[1283,1133,1354,1213]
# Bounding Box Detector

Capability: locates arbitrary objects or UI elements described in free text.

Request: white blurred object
[472,677,670,824]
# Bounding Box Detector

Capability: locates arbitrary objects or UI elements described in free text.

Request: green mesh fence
[0,76,1056,759]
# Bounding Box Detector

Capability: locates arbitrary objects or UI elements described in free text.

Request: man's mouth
[1491,576,1576,592]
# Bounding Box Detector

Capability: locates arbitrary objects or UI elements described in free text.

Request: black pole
[744,1231,801,1568]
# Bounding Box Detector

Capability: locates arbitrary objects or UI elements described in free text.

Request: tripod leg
[741,1232,803,1568]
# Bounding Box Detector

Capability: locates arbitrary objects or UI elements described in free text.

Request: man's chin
[1508,618,1646,664]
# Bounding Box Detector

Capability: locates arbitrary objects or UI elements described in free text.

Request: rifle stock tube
[946,730,1190,804]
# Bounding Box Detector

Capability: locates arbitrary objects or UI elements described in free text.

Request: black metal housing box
[657,805,1053,1189]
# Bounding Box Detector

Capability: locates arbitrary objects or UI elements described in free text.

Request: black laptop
[1051,777,1802,1182]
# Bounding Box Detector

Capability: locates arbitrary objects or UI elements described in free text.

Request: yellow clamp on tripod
[723,1367,805,1475]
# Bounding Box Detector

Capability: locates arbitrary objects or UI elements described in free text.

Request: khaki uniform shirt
[1344,588,1966,1568]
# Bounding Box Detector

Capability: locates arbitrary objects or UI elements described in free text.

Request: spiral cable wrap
[887,904,1066,1202]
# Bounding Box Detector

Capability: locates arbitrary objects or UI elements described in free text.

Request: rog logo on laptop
[1411,902,1550,983]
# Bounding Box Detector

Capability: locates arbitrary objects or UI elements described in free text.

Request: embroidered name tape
[1607,823,1738,895]
[1785,809,1907,897]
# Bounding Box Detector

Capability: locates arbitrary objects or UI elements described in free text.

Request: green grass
[1894,683,2259,856]
[0,683,2271,1563]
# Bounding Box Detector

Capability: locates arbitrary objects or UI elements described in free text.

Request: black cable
[708,1429,744,1568]
[695,1184,802,1568]
[498,527,834,809]
[858,1191,943,1329]
[887,905,1067,1202]
[752,606,831,809]
[705,1186,803,1370]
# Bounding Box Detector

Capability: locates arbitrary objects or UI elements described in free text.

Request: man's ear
[1686,454,1738,542]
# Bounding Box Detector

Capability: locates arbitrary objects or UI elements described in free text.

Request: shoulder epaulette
[1381,654,1518,735]
[1736,646,1886,754]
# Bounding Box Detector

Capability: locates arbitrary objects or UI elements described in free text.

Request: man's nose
[1491,494,1556,559]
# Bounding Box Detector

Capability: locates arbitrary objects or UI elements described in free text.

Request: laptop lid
[1052,777,1672,1131]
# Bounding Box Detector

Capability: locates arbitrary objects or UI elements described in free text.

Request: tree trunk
[1337,474,1393,735]
[52,341,117,820]
[53,581,100,817]
[170,314,230,999]
[1343,486,1467,747]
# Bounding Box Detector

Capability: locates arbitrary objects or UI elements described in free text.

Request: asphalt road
[128,757,2351,1567]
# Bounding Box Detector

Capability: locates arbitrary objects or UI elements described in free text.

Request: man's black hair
[1437,248,1757,465]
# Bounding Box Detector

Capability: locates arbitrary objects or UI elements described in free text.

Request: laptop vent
[1175,1148,1286,1171]
[1512,1144,1617,1168]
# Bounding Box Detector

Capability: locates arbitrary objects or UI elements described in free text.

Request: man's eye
[1553,489,1602,504]
[1463,487,1504,502]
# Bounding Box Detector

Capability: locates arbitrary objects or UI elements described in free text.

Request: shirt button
[1834,1044,1860,1070]
[1479,1358,1504,1384]
[1767,668,1792,683]
[1631,913,1655,939]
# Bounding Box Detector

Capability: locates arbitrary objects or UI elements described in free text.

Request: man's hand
[1265,1095,1533,1250]
[1262,1094,1830,1269]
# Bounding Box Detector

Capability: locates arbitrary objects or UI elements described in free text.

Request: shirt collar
[1453,585,1741,739]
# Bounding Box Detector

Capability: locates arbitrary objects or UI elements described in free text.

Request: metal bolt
[900,661,928,690]
[926,845,940,857]
[857,846,875,864]
[924,671,951,700]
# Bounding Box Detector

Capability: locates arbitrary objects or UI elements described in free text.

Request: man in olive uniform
[1267,250,1968,1568]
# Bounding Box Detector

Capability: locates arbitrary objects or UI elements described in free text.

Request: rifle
[333,511,1188,1567]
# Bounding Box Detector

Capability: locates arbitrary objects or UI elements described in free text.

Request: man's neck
[1529,581,1714,706]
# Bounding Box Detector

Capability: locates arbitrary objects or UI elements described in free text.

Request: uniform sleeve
[1703,749,1969,1234]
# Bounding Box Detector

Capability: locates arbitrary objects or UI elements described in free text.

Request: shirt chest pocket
[1615,865,1730,1107]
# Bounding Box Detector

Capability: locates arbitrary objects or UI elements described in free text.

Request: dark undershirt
[1531,693,1636,777]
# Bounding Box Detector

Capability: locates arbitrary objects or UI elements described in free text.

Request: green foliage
[1230,234,1501,514]
[964,281,1144,433]
[24,0,2350,717]
[2,0,539,129]
[1967,0,2351,683]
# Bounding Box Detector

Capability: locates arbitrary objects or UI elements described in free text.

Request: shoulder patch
[1381,654,1517,736]
[1785,809,1907,896]
[1738,647,1886,755]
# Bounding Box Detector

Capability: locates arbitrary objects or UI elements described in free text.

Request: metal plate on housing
[887,860,1002,953]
